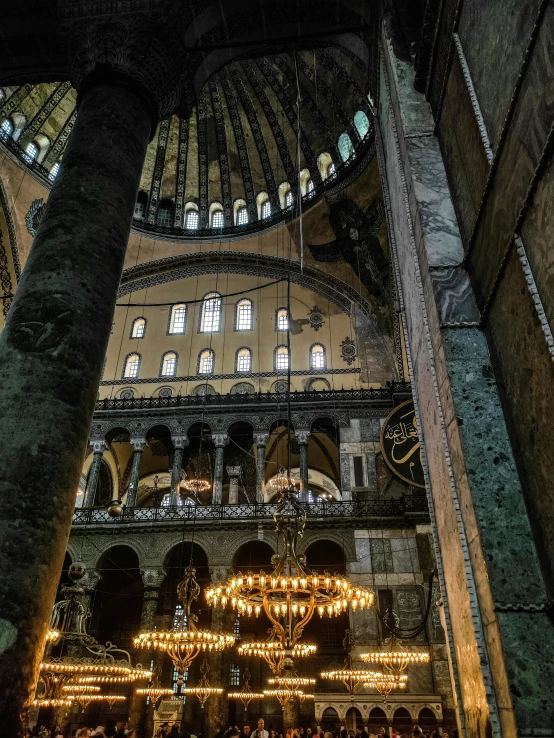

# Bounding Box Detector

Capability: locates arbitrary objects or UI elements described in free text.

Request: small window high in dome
[134,191,148,220]
[161,351,178,377]
[131,317,146,338]
[285,190,293,207]
[49,162,61,181]
[123,353,141,379]
[198,349,215,374]
[236,206,248,225]
[354,110,371,139]
[186,209,199,229]
[1,118,13,137]
[24,141,39,163]
[169,304,187,334]
[211,209,224,228]
[156,199,174,227]
[338,133,354,162]
[261,200,271,219]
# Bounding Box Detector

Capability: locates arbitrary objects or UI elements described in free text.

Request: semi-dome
[0,48,373,239]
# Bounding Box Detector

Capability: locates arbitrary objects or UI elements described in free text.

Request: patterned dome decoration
[158,387,173,398]
[25,199,44,237]
[120,389,135,400]
[340,337,357,365]
[272,380,290,394]
[230,382,256,395]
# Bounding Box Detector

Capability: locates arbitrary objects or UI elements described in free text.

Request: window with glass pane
[275,346,289,371]
[170,305,187,334]
[49,162,60,181]
[311,344,325,369]
[229,663,241,687]
[199,350,214,374]
[157,201,173,227]
[233,617,241,640]
[236,299,253,330]
[200,294,221,333]
[1,119,13,136]
[237,207,248,225]
[25,142,39,162]
[124,354,140,378]
[162,352,177,376]
[285,190,293,208]
[212,210,224,228]
[276,308,288,331]
[186,209,199,229]
[306,179,315,194]
[261,200,271,219]
[327,163,336,178]
[236,348,252,372]
[132,318,146,338]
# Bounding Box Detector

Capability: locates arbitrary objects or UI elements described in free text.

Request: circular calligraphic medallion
[380,400,425,488]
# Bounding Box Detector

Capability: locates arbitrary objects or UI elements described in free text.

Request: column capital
[173,436,189,449]
[90,439,106,454]
[210,565,231,583]
[131,438,146,452]
[63,7,190,121]
[141,567,166,590]
[254,432,269,446]
[295,428,311,444]
[78,567,102,592]
[212,432,229,448]
[226,466,241,477]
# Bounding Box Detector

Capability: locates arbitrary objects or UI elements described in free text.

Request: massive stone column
[212,433,229,505]
[254,433,269,503]
[295,429,311,500]
[227,466,241,504]
[377,26,554,737]
[126,439,146,508]
[204,566,233,738]
[128,567,166,738]
[0,19,183,729]
[170,436,189,505]
[83,441,106,507]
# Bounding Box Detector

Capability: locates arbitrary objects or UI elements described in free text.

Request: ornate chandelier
[228,669,264,710]
[134,566,235,684]
[361,637,429,676]
[65,693,127,710]
[36,566,150,705]
[263,688,314,708]
[267,675,316,690]
[135,666,174,706]
[205,484,374,651]
[182,477,211,494]
[183,659,224,708]
[321,630,382,696]
[362,673,408,699]
[237,635,317,674]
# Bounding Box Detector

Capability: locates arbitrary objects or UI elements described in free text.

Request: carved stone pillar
[0,16,185,731]
[204,566,233,737]
[227,466,241,504]
[283,695,300,731]
[170,436,189,505]
[126,439,146,508]
[128,568,166,738]
[212,433,229,505]
[84,440,106,507]
[295,429,311,500]
[254,432,269,503]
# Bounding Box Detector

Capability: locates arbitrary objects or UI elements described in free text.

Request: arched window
[24,141,39,163]
[276,308,289,331]
[123,353,141,379]
[299,169,314,197]
[211,207,224,228]
[279,182,292,209]
[169,304,187,334]
[317,152,334,181]
[236,347,252,372]
[134,191,148,220]
[354,110,370,139]
[338,133,354,162]
[327,162,336,178]
[160,351,178,377]
[261,200,271,219]
[275,345,289,371]
[305,178,315,197]
[199,292,222,333]
[131,317,146,338]
[285,190,293,207]
[1,118,13,137]
[156,199,174,227]
[235,298,253,331]
[256,192,270,220]
[310,343,326,370]
[185,203,199,229]
[198,349,215,375]
[236,206,248,225]
[49,161,61,181]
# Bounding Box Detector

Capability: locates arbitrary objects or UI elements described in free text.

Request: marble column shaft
[212,434,229,505]
[0,82,152,735]
[126,440,145,508]
[254,433,269,503]
[296,430,310,499]
[170,437,188,505]
[227,466,241,504]
[84,445,105,507]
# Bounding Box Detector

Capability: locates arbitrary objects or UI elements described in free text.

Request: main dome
[0,48,373,239]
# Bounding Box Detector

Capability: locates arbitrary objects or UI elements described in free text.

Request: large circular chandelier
[363,673,408,699]
[135,666,174,706]
[228,669,264,710]
[206,483,374,650]
[361,637,429,676]
[321,630,382,696]
[237,636,317,674]
[183,658,224,708]
[182,477,211,494]
[134,566,235,684]
[263,688,314,708]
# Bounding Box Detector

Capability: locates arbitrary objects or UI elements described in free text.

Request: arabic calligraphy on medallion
[380,400,425,488]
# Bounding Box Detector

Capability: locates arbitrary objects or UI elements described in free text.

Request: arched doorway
[393,707,412,735]
[417,708,438,732]
[322,707,340,735]
[368,707,387,735]
[346,706,364,731]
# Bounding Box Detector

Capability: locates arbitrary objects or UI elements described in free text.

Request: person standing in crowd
[92,728,107,738]
[306,729,313,738]
[168,725,180,738]
[254,719,269,738]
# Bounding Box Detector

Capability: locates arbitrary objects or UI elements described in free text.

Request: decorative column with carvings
[128,567,167,738]
[254,432,269,503]
[0,14,186,732]
[212,433,229,505]
[83,441,106,507]
[126,439,146,508]
[295,429,311,500]
[227,466,241,505]
[170,436,189,505]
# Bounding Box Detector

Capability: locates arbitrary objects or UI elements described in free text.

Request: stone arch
[156,533,212,569]
[299,530,356,563]
[224,530,277,566]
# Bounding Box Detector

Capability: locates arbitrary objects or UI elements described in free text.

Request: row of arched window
[122,343,327,378]
[1,116,61,181]
[134,110,371,230]
[130,300,289,338]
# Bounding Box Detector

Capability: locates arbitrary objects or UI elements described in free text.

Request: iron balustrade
[72,497,428,526]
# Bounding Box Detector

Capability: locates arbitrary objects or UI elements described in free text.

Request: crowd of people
[27,722,135,737]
